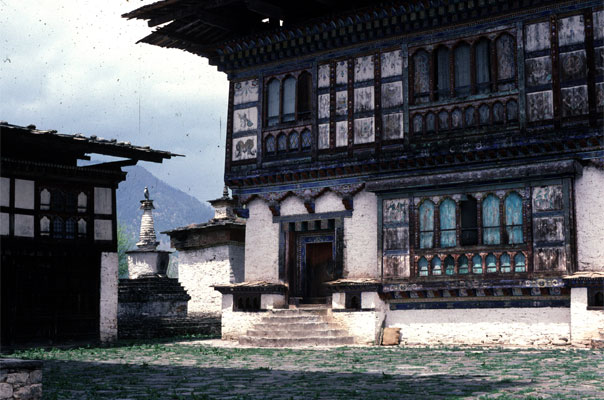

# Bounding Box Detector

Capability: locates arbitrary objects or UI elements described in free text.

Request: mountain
[116,165,214,249]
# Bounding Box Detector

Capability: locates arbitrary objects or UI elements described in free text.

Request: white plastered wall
[574,166,604,271]
[244,198,280,282]
[100,252,118,342]
[344,190,378,278]
[570,287,604,346]
[331,292,386,344]
[387,307,570,346]
[220,294,266,340]
[179,244,244,315]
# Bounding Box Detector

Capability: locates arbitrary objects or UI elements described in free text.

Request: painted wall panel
[233,107,258,133]
[575,166,604,271]
[14,179,34,210]
[353,117,374,144]
[318,64,330,88]
[0,212,9,236]
[233,79,259,105]
[94,219,113,241]
[0,177,9,207]
[94,187,113,215]
[232,135,257,161]
[14,214,33,237]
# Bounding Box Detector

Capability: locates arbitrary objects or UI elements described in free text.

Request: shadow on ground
[42,359,525,400]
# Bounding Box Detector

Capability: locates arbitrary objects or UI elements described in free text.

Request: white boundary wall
[100,252,118,342]
[575,166,604,271]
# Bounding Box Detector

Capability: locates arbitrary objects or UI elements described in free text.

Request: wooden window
[472,254,483,274]
[460,195,478,246]
[505,192,523,244]
[265,135,276,154]
[413,50,430,104]
[434,46,451,100]
[454,43,471,96]
[40,216,50,236]
[482,194,501,245]
[52,217,64,239]
[500,252,511,273]
[267,79,280,127]
[506,100,518,122]
[297,72,312,120]
[282,76,296,122]
[474,38,491,93]
[444,255,455,275]
[495,34,516,91]
[301,129,312,150]
[277,133,287,151]
[439,199,456,248]
[77,218,87,238]
[66,218,76,239]
[418,257,429,276]
[288,131,299,151]
[40,189,51,210]
[431,257,442,275]
[486,253,497,273]
[514,252,526,272]
[458,255,469,274]
[419,200,435,249]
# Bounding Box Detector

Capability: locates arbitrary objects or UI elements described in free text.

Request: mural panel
[532,185,563,211]
[525,56,552,86]
[318,124,330,150]
[527,91,554,121]
[318,64,330,88]
[383,227,408,251]
[534,247,567,272]
[596,47,604,76]
[383,255,410,279]
[354,117,375,144]
[558,15,584,47]
[354,56,374,82]
[336,61,348,85]
[382,113,404,140]
[560,50,587,82]
[232,135,257,161]
[336,91,348,116]
[233,107,258,133]
[561,85,588,117]
[597,83,604,111]
[525,22,551,52]
[383,198,409,224]
[354,86,374,112]
[381,50,403,78]
[336,121,348,147]
[233,79,259,105]
[318,94,330,119]
[595,10,604,40]
[534,216,565,243]
[381,81,403,109]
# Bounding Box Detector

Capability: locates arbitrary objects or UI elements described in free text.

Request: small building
[0,122,178,347]
[125,0,604,346]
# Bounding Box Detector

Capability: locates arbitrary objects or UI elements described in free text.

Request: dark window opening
[454,43,471,96]
[588,288,604,308]
[234,294,261,312]
[345,292,362,310]
[434,46,450,100]
[297,72,312,120]
[460,195,478,246]
[475,38,491,94]
[267,79,280,127]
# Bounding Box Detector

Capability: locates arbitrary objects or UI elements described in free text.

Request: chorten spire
[136,186,159,250]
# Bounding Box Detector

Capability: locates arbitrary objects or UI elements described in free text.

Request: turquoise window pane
[482,195,500,245]
[458,255,469,274]
[501,253,511,273]
[431,257,442,275]
[419,257,429,276]
[419,201,434,249]
[486,253,497,273]
[472,254,483,274]
[514,253,526,272]
[505,193,523,244]
[440,199,456,248]
[445,256,455,275]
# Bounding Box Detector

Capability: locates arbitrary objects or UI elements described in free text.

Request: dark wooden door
[304,242,333,303]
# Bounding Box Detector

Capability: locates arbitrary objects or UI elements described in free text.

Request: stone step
[239,336,354,347]
[246,328,349,338]
[591,338,604,349]
[255,321,334,330]
[260,315,325,323]
[267,308,329,316]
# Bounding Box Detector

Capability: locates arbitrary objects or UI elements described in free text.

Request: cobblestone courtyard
[7,339,604,399]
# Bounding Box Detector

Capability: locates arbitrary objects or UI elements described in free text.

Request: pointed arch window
[440,199,456,248]
[282,76,296,122]
[505,192,523,244]
[288,131,299,151]
[267,79,280,127]
[277,133,287,152]
[486,253,497,273]
[265,135,276,154]
[475,38,491,93]
[435,46,450,100]
[454,43,471,96]
[472,254,483,274]
[514,253,526,272]
[458,255,469,274]
[483,194,501,245]
[419,200,435,249]
[418,257,429,276]
[444,255,455,275]
[301,129,312,150]
[501,253,511,273]
[431,257,442,275]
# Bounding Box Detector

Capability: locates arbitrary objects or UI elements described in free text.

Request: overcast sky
[0,0,229,203]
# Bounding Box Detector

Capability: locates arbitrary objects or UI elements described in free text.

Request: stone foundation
[0,359,42,400]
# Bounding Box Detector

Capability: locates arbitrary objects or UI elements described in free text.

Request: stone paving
[6,339,604,399]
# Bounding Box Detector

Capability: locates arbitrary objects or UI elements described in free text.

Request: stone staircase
[239,306,355,347]
[118,313,221,339]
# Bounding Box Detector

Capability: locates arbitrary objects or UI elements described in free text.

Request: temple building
[0,122,178,346]
[125,0,604,346]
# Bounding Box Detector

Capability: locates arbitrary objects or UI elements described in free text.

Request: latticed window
[482,194,501,245]
[440,199,456,248]
[288,131,299,151]
[419,200,435,249]
[282,76,296,122]
[52,217,64,239]
[265,135,276,154]
[277,134,287,151]
[65,218,76,239]
[301,129,312,150]
[505,192,523,244]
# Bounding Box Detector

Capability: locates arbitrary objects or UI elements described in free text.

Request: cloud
[1,0,229,202]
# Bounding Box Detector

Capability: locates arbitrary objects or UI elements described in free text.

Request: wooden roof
[123,0,569,72]
[0,122,182,164]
